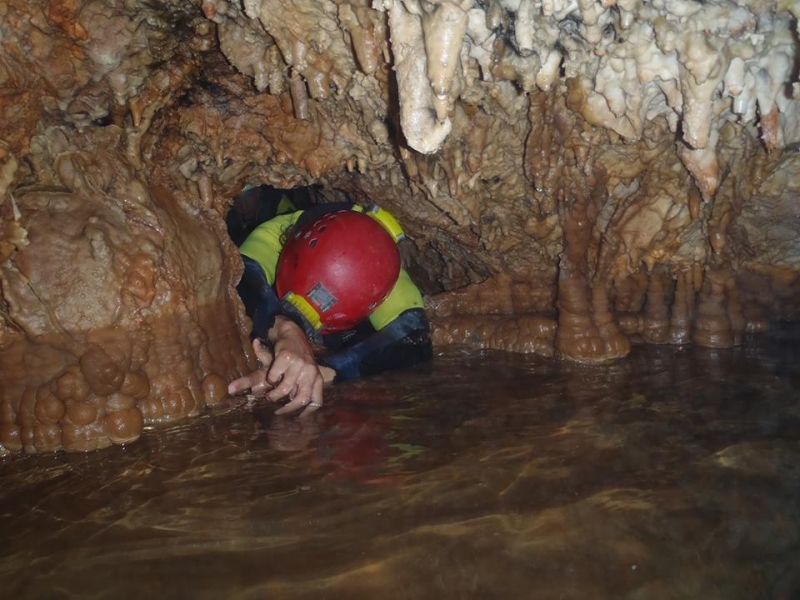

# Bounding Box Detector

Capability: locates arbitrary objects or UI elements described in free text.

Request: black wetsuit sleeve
[236,255,282,341]
[318,308,432,382]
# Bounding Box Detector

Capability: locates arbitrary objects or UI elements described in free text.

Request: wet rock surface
[1,327,799,598]
[0,127,254,454]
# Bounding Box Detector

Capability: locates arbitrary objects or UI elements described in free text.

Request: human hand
[228,338,279,397]
[266,317,333,416]
[228,318,336,416]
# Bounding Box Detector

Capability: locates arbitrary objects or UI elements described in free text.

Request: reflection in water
[2,329,800,599]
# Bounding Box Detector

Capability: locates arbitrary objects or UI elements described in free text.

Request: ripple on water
[2,333,800,599]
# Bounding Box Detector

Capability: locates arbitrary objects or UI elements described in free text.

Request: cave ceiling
[1,0,800,453]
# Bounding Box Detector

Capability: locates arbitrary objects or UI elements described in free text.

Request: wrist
[269,315,304,343]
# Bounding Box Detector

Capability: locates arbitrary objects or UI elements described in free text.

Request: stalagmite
[668,270,694,345]
[642,265,670,344]
[591,279,631,359]
[692,269,734,348]
[556,270,596,360]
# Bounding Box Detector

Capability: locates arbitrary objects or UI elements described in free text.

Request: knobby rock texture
[1,0,799,454]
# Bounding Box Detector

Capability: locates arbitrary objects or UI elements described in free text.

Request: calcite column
[555,268,630,364]
[552,131,629,364]
[555,194,631,368]
[725,272,745,346]
[691,268,734,347]
[642,265,671,344]
[555,267,600,360]
[668,269,696,345]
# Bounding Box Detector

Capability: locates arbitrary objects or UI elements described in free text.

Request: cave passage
[2,0,800,594]
[225,184,325,246]
[1,333,799,598]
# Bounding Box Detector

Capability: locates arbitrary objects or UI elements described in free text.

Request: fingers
[227,339,275,396]
[229,363,324,412]
[251,372,277,396]
[274,393,322,415]
[272,361,324,416]
[228,372,256,395]
[264,350,304,403]
[229,337,327,414]
[253,338,274,370]
[228,368,274,397]
[271,365,315,412]
[299,377,324,418]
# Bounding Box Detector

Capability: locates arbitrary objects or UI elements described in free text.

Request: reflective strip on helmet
[353,204,406,243]
[283,292,323,331]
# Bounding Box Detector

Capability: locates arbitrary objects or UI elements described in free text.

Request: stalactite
[738,270,771,333]
[614,271,648,314]
[514,0,536,57]
[421,0,471,100]
[305,66,331,101]
[346,5,381,75]
[386,0,452,154]
[289,71,310,121]
[677,129,721,202]
[613,272,647,337]
[125,62,196,171]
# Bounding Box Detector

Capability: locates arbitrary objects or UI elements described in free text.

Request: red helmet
[275,210,400,333]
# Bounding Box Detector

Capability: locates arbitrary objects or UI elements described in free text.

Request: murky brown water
[2,329,800,600]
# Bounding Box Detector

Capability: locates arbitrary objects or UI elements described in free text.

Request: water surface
[2,330,800,599]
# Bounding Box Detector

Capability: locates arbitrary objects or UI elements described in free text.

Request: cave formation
[1,0,799,455]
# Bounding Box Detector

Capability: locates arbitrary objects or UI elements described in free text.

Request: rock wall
[1,0,800,453]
